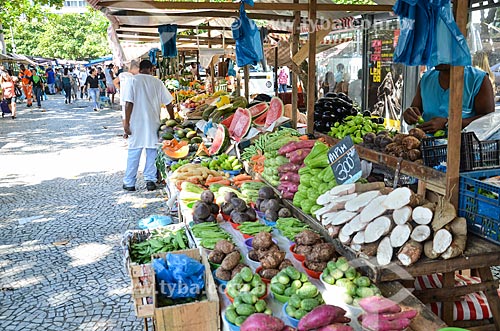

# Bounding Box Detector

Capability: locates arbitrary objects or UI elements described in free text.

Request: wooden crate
[152,249,220,331]
[130,264,155,318]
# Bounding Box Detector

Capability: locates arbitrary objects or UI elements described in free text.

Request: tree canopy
[6,10,111,60]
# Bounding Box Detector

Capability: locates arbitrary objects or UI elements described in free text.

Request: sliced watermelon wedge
[229,108,252,142]
[253,111,267,127]
[220,113,234,127]
[208,124,229,155]
[265,97,284,128]
[248,102,269,118]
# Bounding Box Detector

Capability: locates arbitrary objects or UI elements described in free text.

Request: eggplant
[363,110,372,117]
[325,92,338,98]
[337,92,352,103]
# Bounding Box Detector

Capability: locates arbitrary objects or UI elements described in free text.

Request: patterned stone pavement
[0,95,165,330]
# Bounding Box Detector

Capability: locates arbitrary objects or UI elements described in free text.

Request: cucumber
[285,303,297,317]
[300,298,319,312]
[295,309,308,319]
[251,274,263,288]
[290,280,303,291]
[277,273,290,285]
[236,303,256,316]
[284,266,301,280]
[239,292,257,305]
[297,284,318,299]
[225,308,238,324]
[289,294,301,309]
[271,283,286,295]
[234,316,247,326]
[300,273,309,283]
[240,267,253,283]
[254,299,266,313]
[233,295,244,308]
[284,287,294,297]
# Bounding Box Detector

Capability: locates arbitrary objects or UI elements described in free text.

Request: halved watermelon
[229,108,252,142]
[253,111,267,127]
[208,124,230,155]
[220,113,234,127]
[248,102,269,118]
[265,97,284,128]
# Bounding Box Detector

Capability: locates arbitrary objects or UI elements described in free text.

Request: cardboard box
[152,249,220,331]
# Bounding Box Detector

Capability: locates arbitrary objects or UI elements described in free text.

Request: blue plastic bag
[232,2,263,67]
[138,215,172,230]
[158,25,178,58]
[153,253,205,299]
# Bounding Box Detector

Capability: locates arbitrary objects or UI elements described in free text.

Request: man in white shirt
[349,69,363,106]
[78,67,88,99]
[115,60,140,119]
[122,60,174,192]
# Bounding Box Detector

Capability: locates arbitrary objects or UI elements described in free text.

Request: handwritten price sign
[328,136,362,185]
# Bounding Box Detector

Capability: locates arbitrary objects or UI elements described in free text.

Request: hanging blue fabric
[148,48,160,66]
[393,0,471,67]
[232,1,263,67]
[158,24,178,58]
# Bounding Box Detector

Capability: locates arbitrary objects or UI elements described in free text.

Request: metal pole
[306,0,317,133]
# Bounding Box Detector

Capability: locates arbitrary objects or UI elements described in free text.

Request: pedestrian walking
[18,64,33,107]
[1,71,17,118]
[122,60,174,192]
[55,68,63,94]
[114,60,140,118]
[278,67,288,93]
[79,66,88,99]
[45,67,56,95]
[70,68,80,101]
[61,68,73,104]
[85,68,100,111]
[105,64,117,105]
[30,68,45,110]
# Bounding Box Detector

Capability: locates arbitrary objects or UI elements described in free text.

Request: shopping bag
[232,2,263,67]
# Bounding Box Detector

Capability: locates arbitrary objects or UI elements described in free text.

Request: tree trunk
[0,24,7,55]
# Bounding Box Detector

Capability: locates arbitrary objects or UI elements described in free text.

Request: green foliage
[0,0,63,28]
[6,10,111,60]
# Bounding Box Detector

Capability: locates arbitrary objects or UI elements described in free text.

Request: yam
[215,268,231,280]
[310,243,336,262]
[358,296,401,314]
[390,224,412,248]
[379,187,394,195]
[260,250,286,269]
[240,313,284,331]
[397,240,423,266]
[401,135,421,150]
[361,314,411,331]
[297,305,347,331]
[449,217,467,236]
[376,236,393,266]
[423,240,440,259]
[339,223,355,237]
[384,142,400,153]
[295,230,321,246]
[412,206,433,225]
[295,244,313,256]
[344,190,381,212]
[441,235,467,259]
[408,149,422,161]
[347,215,368,232]
[360,241,379,257]
[326,225,342,239]
[364,216,393,243]
[360,195,388,223]
[432,197,457,231]
[410,225,431,242]
[393,133,409,145]
[409,127,426,140]
[231,264,248,279]
[338,231,351,245]
[350,243,362,252]
[253,232,273,250]
[317,185,356,205]
[354,182,385,193]
[214,239,235,254]
[304,260,328,272]
[259,268,280,279]
[393,206,412,225]
[328,210,359,226]
[208,250,226,264]
[221,251,241,270]
[382,187,414,210]
[352,231,365,245]
[432,229,453,254]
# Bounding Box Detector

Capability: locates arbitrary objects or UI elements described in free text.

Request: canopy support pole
[274,47,279,96]
[291,0,300,129]
[306,0,317,133]
[244,65,250,102]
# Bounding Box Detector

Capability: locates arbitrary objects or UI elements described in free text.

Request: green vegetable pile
[274,267,324,319]
[171,159,191,172]
[328,114,386,144]
[293,141,337,216]
[321,257,381,306]
[225,267,270,326]
[200,154,242,171]
[130,227,189,264]
[190,222,232,249]
[276,217,310,241]
[261,152,289,187]
[238,222,273,235]
[240,181,267,202]
[240,128,301,161]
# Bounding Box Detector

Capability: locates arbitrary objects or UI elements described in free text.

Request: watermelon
[248,102,269,118]
[208,124,230,155]
[253,111,267,126]
[229,108,252,142]
[220,113,234,127]
[265,97,284,127]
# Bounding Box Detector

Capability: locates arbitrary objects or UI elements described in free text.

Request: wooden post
[208,24,216,93]
[446,0,468,208]
[244,65,250,102]
[306,0,317,133]
[274,46,279,96]
[291,0,300,129]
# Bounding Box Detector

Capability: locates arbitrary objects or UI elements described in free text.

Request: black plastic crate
[420,132,500,172]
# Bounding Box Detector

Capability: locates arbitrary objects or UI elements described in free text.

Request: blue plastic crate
[459,169,500,245]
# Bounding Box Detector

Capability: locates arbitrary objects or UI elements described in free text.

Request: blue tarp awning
[84,55,113,67]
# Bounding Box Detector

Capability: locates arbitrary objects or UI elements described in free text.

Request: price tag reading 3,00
[328,136,362,185]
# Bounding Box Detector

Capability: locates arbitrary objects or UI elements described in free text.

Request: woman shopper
[61,68,73,104]
[30,69,45,110]
[85,68,100,111]
[1,71,17,118]
[70,68,80,101]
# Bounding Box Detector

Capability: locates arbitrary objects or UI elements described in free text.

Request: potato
[294,244,313,256]
[402,136,421,150]
[295,230,321,246]
[208,250,226,264]
[309,243,336,262]
[248,249,259,262]
[305,260,328,272]
[408,149,422,161]
[259,268,280,279]
[260,250,286,270]
[409,128,426,140]
[220,251,240,270]
[279,259,294,270]
[215,268,231,281]
[231,263,248,279]
[256,244,280,260]
[214,240,235,255]
[253,232,273,250]
[393,133,409,145]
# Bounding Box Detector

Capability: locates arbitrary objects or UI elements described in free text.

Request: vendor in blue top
[403,64,495,134]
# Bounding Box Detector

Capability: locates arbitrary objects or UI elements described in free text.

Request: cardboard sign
[328,136,362,185]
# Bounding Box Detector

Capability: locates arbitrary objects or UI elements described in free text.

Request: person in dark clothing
[30,68,45,110]
[85,68,100,111]
[61,68,73,104]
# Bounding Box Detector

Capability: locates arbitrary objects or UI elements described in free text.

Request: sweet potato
[358,296,401,314]
[280,327,296,331]
[214,240,235,254]
[240,313,285,331]
[280,172,300,183]
[297,305,347,331]
[295,230,321,246]
[315,324,353,331]
[253,232,274,250]
[278,140,316,155]
[288,148,312,164]
[220,251,240,270]
[278,162,301,174]
[379,309,418,321]
[309,243,336,262]
[361,314,411,331]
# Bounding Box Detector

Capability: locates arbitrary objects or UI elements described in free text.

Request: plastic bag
[158,25,178,58]
[463,112,500,141]
[232,3,263,67]
[138,215,172,230]
[153,253,205,299]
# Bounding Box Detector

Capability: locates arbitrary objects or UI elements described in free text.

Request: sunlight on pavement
[67,243,112,267]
